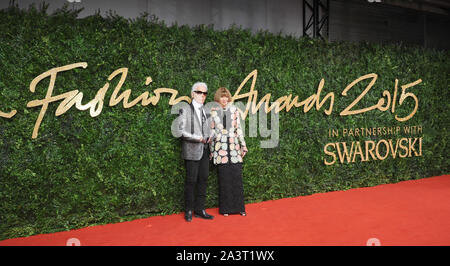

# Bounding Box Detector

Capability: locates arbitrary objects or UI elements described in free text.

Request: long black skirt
[217,163,245,214]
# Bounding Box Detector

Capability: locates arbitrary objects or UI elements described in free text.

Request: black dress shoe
[185,210,193,222]
[194,210,214,220]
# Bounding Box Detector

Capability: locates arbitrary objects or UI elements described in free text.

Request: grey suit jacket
[175,103,212,161]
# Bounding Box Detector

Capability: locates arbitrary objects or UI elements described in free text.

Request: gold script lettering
[232,70,334,119]
[26,62,88,139]
[395,79,421,122]
[8,63,421,139]
[107,68,190,108]
[340,74,420,122]
[26,62,192,139]
[340,73,379,116]
[0,109,17,119]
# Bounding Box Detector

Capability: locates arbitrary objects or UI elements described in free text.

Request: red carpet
[1,175,449,246]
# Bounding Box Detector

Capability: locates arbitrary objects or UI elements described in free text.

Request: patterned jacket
[210,104,247,165]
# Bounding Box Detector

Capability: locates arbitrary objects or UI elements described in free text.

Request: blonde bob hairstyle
[214,87,232,103]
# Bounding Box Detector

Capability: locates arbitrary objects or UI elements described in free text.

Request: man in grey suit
[175,82,214,222]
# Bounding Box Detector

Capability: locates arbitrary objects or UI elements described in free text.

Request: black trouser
[184,147,209,212]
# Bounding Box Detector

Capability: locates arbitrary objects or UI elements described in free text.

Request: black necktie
[200,107,206,137]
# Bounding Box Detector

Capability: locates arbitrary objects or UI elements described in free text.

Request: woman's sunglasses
[194,91,208,95]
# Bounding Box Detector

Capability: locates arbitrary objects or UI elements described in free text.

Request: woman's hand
[200,137,212,144]
[242,146,248,158]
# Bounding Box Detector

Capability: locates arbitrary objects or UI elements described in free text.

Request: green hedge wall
[0,4,448,240]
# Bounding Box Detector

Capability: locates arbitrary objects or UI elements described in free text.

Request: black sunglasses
[194,91,208,95]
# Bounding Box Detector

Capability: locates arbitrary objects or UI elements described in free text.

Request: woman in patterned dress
[210,87,248,216]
